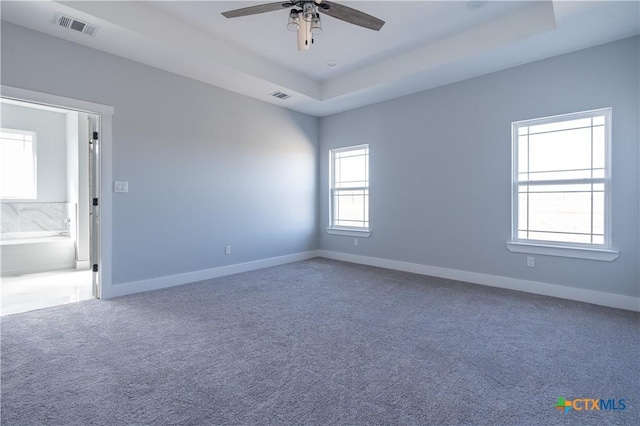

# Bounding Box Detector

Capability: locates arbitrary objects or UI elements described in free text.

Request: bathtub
[1,234,75,276]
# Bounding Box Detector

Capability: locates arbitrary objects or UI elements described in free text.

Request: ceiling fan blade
[222,2,292,19]
[320,1,385,31]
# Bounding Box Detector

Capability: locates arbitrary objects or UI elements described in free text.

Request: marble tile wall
[1,203,71,237]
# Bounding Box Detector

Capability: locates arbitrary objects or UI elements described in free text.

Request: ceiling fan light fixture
[311,13,323,35]
[287,9,300,31]
[302,2,316,22]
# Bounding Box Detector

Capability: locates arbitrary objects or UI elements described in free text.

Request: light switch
[114,181,129,193]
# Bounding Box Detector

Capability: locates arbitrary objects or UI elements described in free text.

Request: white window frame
[0,127,37,200]
[506,108,618,261]
[327,144,371,237]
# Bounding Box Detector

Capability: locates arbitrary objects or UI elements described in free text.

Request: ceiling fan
[221,0,385,51]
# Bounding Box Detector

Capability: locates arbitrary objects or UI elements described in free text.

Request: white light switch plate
[114,181,129,193]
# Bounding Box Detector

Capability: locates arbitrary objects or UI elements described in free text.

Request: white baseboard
[105,251,318,299]
[317,250,640,312]
[103,249,639,312]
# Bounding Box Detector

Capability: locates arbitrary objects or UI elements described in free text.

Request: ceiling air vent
[270,91,291,100]
[56,14,99,37]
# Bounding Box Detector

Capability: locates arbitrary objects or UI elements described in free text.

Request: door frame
[1,85,114,298]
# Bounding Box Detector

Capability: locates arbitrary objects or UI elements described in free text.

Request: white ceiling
[1,1,638,117]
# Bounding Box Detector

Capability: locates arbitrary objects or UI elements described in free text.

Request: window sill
[506,242,618,261]
[326,228,371,238]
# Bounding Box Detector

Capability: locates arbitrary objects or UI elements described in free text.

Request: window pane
[593,192,605,236]
[592,126,605,170]
[518,136,528,174]
[528,128,592,173]
[528,192,592,235]
[0,129,36,199]
[518,193,528,232]
[334,189,368,225]
[364,192,369,226]
[336,154,367,188]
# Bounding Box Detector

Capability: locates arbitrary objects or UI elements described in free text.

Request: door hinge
[92,264,99,272]
[93,198,99,206]
[93,131,99,140]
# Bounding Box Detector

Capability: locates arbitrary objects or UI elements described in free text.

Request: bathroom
[1,98,94,314]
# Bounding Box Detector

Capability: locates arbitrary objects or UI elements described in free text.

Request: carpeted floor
[1,258,638,425]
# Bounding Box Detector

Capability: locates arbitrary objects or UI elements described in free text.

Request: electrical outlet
[225,245,231,255]
[354,238,358,246]
[527,256,535,268]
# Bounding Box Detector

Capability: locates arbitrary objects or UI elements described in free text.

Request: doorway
[0,97,101,315]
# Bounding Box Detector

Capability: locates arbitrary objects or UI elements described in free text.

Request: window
[328,144,370,236]
[508,108,617,260]
[0,128,37,199]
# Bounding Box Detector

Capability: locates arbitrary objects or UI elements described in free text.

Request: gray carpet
[1,258,638,425]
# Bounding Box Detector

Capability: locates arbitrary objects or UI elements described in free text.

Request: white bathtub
[1,235,75,276]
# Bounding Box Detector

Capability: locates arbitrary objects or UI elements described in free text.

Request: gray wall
[3,21,637,299]
[1,22,318,285]
[0,103,67,202]
[319,36,640,298]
